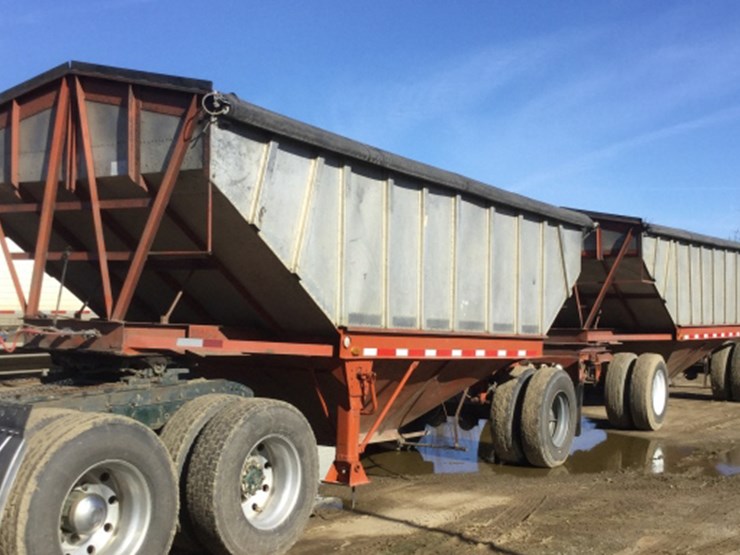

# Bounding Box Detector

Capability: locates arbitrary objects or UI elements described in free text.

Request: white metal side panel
[342,168,385,327]
[519,217,542,335]
[713,250,725,325]
[542,224,569,333]
[454,197,488,332]
[675,243,691,326]
[644,234,740,327]
[689,246,701,325]
[388,178,421,329]
[209,126,265,218]
[209,124,584,335]
[490,208,517,333]
[701,247,713,324]
[663,241,678,321]
[422,187,454,330]
[255,142,315,265]
[296,158,342,322]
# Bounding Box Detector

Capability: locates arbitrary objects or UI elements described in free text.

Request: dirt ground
[290,378,740,555]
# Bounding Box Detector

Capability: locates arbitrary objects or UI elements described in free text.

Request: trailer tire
[604,353,637,429]
[186,398,319,555]
[160,394,247,552]
[630,353,669,431]
[728,343,740,402]
[0,412,178,555]
[710,344,733,401]
[490,367,535,464]
[520,366,577,468]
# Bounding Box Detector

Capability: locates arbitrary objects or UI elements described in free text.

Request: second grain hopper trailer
[548,211,740,431]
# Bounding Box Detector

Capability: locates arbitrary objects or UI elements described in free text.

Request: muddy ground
[290,378,740,555]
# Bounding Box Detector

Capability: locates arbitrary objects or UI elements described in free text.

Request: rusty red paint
[75,77,114,318]
[27,78,70,317]
[111,94,199,321]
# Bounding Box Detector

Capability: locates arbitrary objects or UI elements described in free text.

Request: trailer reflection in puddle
[361,417,740,479]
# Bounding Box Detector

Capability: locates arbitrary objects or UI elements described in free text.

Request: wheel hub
[63,491,108,535]
[241,457,267,498]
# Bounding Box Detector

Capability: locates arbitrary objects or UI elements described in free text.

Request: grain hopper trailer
[0,62,592,555]
[547,210,740,431]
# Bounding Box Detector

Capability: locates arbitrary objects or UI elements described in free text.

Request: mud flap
[0,404,31,526]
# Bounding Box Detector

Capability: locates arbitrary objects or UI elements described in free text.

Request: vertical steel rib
[27,78,70,317]
[75,77,114,318]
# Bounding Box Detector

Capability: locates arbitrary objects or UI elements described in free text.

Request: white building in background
[0,239,91,326]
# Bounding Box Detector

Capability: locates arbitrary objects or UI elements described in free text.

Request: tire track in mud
[633,500,731,554]
[488,494,548,533]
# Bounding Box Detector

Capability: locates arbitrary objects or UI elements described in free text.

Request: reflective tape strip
[360,347,536,359]
[679,330,740,341]
[176,338,204,348]
[176,338,225,349]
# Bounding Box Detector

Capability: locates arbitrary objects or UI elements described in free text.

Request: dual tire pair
[604,353,669,431]
[490,366,578,468]
[0,396,318,555]
[709,342,740,401]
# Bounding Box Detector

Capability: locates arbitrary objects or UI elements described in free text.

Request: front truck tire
[604,352,638,429]
[630,353,669,431]
[520,366,577,468]
[185,398,319,555]
[0,410,178,555]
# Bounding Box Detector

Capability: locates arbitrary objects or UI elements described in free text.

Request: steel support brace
[75,77,114,318]
[324,361,374,486]
[27,79,70,317]
[584,228,633,330]
[111,95,199,320]
[0,221,26,311]
[359,361,419,453]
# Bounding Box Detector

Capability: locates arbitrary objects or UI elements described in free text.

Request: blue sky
[2,0,739,239]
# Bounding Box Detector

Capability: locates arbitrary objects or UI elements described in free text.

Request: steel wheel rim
[548,392,571,448]
[240,434,302,531]
[59,460,152,555]
[652,369,668,416]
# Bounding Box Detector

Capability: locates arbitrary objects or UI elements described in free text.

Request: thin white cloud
[324,26,605,148]
[513,104,740,192]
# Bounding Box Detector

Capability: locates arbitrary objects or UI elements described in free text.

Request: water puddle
[362,416,740,478]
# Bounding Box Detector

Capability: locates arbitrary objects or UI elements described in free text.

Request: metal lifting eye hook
[192,92,232,146]
[202,91,232,119]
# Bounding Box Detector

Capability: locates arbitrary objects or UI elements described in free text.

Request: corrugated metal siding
[643,234,740,326]
[211,124,583,336]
